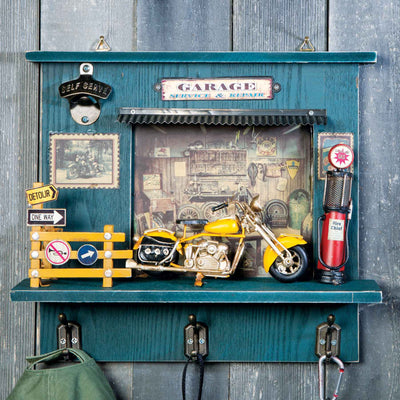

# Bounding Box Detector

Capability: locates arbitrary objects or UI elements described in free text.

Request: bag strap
[182,354,205,400]
[26,348,92,369]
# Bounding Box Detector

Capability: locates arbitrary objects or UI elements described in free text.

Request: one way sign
[27,209,66,226]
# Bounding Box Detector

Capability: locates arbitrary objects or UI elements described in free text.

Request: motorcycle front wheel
[67,165,79,179]
[269,245,308,283]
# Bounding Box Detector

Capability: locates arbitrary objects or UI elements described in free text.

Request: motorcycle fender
[263,235,307,273]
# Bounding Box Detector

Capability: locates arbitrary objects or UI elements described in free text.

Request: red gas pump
[317,144,354,285]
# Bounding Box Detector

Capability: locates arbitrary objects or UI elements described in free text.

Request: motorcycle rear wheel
[269,245,308,283]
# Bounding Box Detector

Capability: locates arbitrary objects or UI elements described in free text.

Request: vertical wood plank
[137,0,232,51]
[132,2,232,398]
[133,362,229,400]
[40,0,137,51]
[100,363,135,400]
[230,363,319,400]
[0,0,38,397]
[233,0,328,51]
[329,2,400,399]
[230,1,328,398]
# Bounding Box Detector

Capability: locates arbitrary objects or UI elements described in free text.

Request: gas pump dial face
[328,144,354,170]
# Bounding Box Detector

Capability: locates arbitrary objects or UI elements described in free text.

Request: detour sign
[26,184,58,205]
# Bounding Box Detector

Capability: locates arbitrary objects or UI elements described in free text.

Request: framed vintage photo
[49,133,120,189]
[317,132,354,180]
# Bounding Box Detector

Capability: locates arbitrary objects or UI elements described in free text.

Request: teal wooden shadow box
[11,51,382,362]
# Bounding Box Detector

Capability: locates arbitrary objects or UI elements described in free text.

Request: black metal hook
[315,314,341,359]
[184,314,208,359]
[57,313,81,359]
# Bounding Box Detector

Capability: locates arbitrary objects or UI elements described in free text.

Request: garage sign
[161,77,281,100]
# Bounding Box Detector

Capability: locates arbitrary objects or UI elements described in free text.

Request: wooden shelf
[25,51,377,64]
[18,51,380,363]
[11,277,382,304]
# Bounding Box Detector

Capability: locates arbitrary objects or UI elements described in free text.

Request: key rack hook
[57,313,82,351]
[316,315,345,400]
[184,314,209,359]
[315,314,341,358]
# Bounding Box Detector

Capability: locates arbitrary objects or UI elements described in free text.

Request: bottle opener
[59,63,112,125]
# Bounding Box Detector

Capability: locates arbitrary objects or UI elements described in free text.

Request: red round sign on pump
[328,144,354,170]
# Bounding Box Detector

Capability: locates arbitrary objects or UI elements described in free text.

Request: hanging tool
[247,162,258,186]
[315,314,345,400]
[182,314,208,400]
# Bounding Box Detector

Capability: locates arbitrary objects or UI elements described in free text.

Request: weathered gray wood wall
[1,1,38,398]
[2,0,399,398]
[329,2,400,397]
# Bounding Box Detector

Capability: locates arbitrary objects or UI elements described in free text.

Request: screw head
[273,83,281,92]
[60,338,66,345]
[31,251,39,259]
[187,338,194,345]
[104,232,112,240]
[71,337,79,345]
[31,269,39,278]
[308,110,315,116]
[32,232,40,240]
[199,338,205,345]
[81,116,89,123]
[104,251,112,259]
[104,269,113,278]
[319,339,326,345]
[83,65,90,73]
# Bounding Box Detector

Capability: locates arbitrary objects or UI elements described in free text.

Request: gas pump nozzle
[347,199,353,220]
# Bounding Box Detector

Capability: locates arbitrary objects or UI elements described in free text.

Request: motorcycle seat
[176,219,208,225]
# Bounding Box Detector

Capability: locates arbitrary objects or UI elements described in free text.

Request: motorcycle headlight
[133,235,140,243]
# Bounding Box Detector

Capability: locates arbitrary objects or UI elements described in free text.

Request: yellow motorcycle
[126,195,309,286]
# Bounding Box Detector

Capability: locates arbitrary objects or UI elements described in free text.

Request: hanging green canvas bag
[7,348,116,400]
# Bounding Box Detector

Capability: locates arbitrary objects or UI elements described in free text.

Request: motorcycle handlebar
[211,202,228,212]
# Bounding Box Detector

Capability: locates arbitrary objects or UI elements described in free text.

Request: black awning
[118,108,327,126]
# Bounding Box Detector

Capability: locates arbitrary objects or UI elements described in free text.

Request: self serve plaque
[161,77,281,100]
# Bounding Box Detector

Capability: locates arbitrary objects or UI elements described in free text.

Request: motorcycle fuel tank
[204,217,240,234]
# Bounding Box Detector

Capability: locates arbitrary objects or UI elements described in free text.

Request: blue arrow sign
[77,244,98,266]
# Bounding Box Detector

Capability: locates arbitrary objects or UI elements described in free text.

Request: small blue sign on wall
[77,244,98,266]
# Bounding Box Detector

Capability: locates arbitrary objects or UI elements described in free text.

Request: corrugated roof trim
[118,108,327,126]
